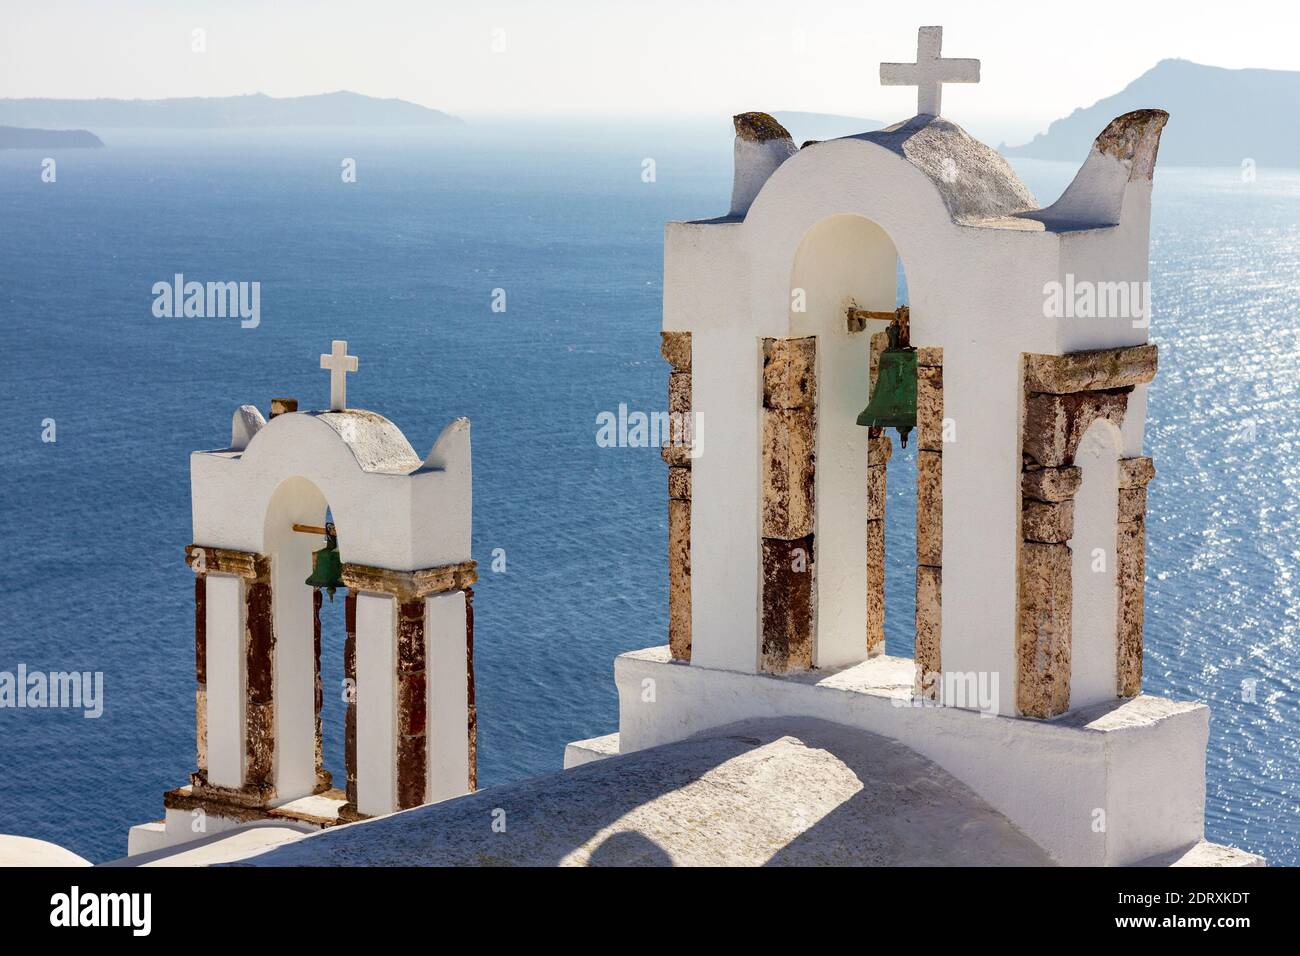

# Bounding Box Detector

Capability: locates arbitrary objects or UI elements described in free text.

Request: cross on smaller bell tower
[880,25,979,118]
[320,339,358,411]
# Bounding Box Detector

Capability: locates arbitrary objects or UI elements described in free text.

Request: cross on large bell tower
[880,25,980,117]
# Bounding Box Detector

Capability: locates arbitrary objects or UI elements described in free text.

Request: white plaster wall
[788,214,896,668]
[263,476,329,802]
[191,412,471,572]
[666,134,1155,714]
[205,574,245,789]
[614,648,1207,866]
[741,141,1059,715]
[663,221,763,672]
[1070,422,1122,710]
[356,593,396,816]
[426,590,470,803]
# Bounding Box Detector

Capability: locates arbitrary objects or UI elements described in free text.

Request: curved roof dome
[842,115,1039,225]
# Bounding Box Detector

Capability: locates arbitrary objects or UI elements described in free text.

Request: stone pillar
[866,434,891,656]
[184,545,275,805]
[340,560,478,818]
[1017,345,1157,718]
[915,347,944,698]
[760,336,816,673]
[312,588,329,792]
[465,587,477,792]
[343,592,358,806]
[661,331,693,661]
[1117,456,1155,697]
[194,575,207,777]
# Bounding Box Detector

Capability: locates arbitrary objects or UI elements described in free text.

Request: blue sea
[0,122,1297,864]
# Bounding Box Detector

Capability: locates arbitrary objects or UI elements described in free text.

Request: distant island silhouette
[1004,59,1300,167]
[0,126,104,149]
[0,91,462,130]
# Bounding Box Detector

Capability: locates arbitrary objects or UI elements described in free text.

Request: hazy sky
[2,0,1296,142]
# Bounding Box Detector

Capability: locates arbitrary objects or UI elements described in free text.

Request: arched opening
[262,477,347,803]
[1069,420,1122,709]
[783,213,937,674]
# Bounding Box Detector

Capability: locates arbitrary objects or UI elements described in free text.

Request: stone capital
[341,561,478,600]
[185,544,269,581]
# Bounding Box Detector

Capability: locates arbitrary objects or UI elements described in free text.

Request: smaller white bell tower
[128,341,477,856]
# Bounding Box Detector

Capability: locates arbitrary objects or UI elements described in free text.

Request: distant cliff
[0,91,462,129]
[0,126,104,149]
[1004,59,1300,167]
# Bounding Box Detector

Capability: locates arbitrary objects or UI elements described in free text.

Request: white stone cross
[320,339,358,411]
[880,26,979,118]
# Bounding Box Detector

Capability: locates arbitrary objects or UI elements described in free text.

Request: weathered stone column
[866,433,891,656]
[1117,456,1155,696]
[340,560,478,818]
[343,592,358,806]
[915,347,944,698]
[312,588,330,792]
[194,574,207,778]
[661,331,693,661]
[184,545,275,805]
[1017,344,1156,718]
[760,336,816,673]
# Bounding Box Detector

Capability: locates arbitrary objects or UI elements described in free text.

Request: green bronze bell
[305,528,343,602]
[856,325,917,448]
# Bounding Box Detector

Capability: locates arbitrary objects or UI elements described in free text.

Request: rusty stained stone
[761,535,814,674]
[1023,498,1075,544]
[185,544,268,580]
[397,733,428,810]
[313,589,324,715]
[917,364,945,452]
[269,397,299,418]
[465,587,477,791]
[762,407,816,539]
[343,594,357,681]
[341,561,477,600]
[916,346,943,368]
[661,442,693,467]
[762,336,816,409]
[1092,109,1169,181]
[915,566,942,699]
[397,669,427,739]
[916,450,943,567]
[1017,542,1073,719]
[1116,520,1147,697]
[397,599,426,674]
[245,701,275,789]
[245,581,275,706]
[194,574,207,685]
[1119,456,1156,489]
[1022,465,1082,503]
[660,330,692,371]
[734,111,792,143]
[668,465,691,501]
[396,666,428,810]
[195,686,208,774]
[668,371,692,417]
[1119,487,1148,525]
[867,459,888,521]
[668,497,692,661]
[344,702,357,804]
[868,433,893,468]
[1024,344,1158,395]
[867,520,885,656]
[1022,388,1130,468]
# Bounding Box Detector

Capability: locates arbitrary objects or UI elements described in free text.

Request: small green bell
[856,325,918,447]
[305,529,343,602]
